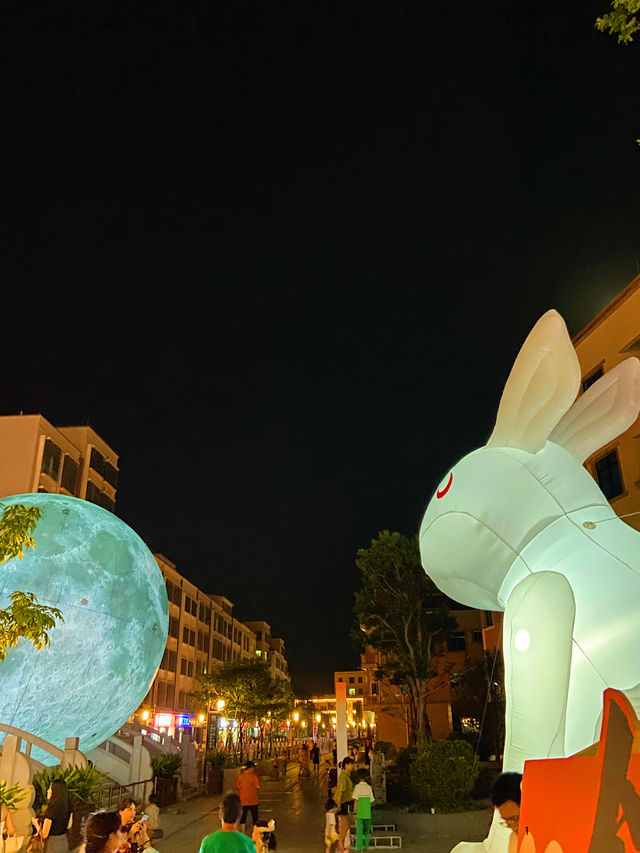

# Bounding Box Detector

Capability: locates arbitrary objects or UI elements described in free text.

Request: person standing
[33,779,72,852]
[352,770,375,851]
[334,758,355,853]
[198,793,255,852]
[310,742,320,778]
[235,761,260,835]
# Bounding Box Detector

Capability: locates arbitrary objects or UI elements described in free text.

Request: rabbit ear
[487,310,581,453]
[549,358,640,462]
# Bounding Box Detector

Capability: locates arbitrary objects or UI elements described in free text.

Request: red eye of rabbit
[436,471,453,499]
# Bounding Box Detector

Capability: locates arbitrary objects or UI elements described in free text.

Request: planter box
[207,768,224,795]
[155,775,179,807]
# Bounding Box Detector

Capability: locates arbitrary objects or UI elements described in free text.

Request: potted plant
[33,763,109,848]
[205,749,226,794]
[152,753,182,807]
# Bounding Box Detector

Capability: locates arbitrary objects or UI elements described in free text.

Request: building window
[358,677,363,683]
[472,629,483,643]
[595,449,624,500]
[60,455,79,493]
[41,439,61,480]
[447,632,467,652]
[349,677,355,684]
[582,367,604,392]
[103,461,119,488]
[348,688,356,696]
[90,447,105,478]
[182,627,195,646]
[169,617,180,638]
[161,650,177,672]
[337,677,343,682]
[357,688,363,696]
[484,611,494,627]
[371,683,378,695]
[256,631,262,641]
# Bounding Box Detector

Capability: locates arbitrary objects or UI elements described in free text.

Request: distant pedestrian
[298,743,309,777]
[198,793,255,852]
[236,761,261,835]
[353,770,375,851]
[310,742,320,777]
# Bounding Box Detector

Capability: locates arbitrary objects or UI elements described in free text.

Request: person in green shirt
[199,793,256,853]
[334,757,355,853]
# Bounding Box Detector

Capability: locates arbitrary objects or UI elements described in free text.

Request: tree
[192,659,295,761]
[596,0,640,44]
[0,503,63,661]
[353,530,457,750]
[450,651,506,760]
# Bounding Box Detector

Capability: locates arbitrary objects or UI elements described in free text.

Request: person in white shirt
[324,796,339,852]
[352,771,375,852]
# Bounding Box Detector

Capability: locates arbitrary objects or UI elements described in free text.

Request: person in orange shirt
[235,761,261,835]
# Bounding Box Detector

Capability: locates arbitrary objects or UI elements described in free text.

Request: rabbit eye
[436,472,453,499]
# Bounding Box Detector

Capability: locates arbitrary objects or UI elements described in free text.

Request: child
[352,770,375,852]
[146,793,161,838]
[252,818,276,852]
[324,796,340,853]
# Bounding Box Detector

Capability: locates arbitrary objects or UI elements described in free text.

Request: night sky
[2,1,638,693]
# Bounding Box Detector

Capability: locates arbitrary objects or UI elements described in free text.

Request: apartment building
[141,559,288,739]
[572,273,640,532]
[243,620,290,682]
[0,414,118,511]
[335,607,485,747]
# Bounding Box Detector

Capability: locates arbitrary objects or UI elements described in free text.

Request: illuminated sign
[154,713,174,728]
[177,715,196,727]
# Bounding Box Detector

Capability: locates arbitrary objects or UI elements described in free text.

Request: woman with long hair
[82,812,123,853]
[33,779,72,852]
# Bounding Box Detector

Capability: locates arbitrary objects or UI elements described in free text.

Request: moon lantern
[0,493,168,764]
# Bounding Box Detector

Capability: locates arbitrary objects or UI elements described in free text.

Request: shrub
[410,740,478,812]
[373,741,397,761]
[0,780,27,811]
[205,749,227,768]
[471,766,499,799]
[33,764,109,816]
[152,752,182,778]
[446,730,496,762]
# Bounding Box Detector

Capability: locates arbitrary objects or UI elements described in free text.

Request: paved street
[154,759,490,853]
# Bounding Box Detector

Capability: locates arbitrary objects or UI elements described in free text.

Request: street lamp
[216,699,225,711]
[293,712,299,722]
[316,714,321,723]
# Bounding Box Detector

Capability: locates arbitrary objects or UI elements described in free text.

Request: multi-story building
[0,414,118,510]
[334,606,485,747]
[140,561,288,741]
[572,273,640,532]
[243,620,290,682]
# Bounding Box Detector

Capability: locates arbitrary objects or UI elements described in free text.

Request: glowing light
[154,713,173,728]
[302,721,307,728]
[141,710,150,721]
[198,714,206,723]
[216,699,225,711]
[293,712,299,722]
[219,718,228,728]
[514,629,531,653]
[316,714,321,722]
[0,494,168,765]
[332,718,336,725]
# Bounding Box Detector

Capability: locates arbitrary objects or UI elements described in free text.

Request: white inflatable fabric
[419,310,640,774]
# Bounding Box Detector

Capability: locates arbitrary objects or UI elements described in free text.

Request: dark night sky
[1,1,638,693]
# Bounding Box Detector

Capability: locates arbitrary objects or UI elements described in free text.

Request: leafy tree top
[596,0,640,44]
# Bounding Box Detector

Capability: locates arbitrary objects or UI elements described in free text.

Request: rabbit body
[418,310,640,772]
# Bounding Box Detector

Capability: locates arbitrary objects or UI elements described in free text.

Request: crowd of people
[0,784,162,853]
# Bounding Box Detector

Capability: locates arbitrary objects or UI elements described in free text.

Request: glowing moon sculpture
[419,310,640,774]
[0,493,168,764]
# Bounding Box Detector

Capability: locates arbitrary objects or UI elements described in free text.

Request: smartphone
[137,814,149,822]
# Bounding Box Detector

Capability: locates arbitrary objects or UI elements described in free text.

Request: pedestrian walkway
[153,757,489,852]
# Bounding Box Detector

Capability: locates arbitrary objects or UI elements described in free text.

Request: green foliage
[32,764,109,815]
[353,530,457,747]
[451,652,505,760]
[446,730,495,762]
[0,780,27,811]
[410,740,478,812]
[0,503,64,662]
[0,504,42,563]
[0,591,64,662]
[192,659,295,727]
[372,741,397,761]
[471,766,500,799]
[596,0,640,43]
[152,752,182,778]
[205,749,227,768]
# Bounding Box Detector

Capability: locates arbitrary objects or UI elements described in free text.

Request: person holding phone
[117,798,149,851]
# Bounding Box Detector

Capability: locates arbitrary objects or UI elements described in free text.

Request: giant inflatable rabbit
[419,310,640,851]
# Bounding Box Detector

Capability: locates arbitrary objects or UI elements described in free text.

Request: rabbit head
[419,310,640,610]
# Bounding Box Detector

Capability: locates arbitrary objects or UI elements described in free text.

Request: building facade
[244,620,290,682]
[572,273,640,532]
[334,607,485,748]
[0,414,118,511]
